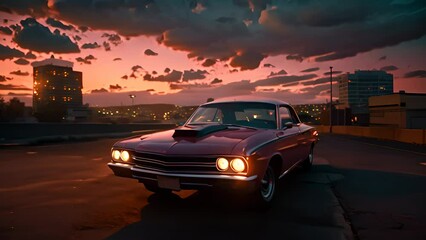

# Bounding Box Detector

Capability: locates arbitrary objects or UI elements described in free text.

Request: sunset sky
[0,0,425,107]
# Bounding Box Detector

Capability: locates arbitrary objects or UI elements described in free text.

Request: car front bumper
[108,162,258,191]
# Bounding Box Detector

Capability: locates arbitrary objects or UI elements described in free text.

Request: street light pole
[329,66,333,133]
[129,94,135,106]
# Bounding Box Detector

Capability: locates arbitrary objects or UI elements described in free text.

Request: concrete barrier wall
[314,125,425,145]
[0,123,176,140]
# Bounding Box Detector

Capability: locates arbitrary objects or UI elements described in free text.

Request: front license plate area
[157,176,180,191]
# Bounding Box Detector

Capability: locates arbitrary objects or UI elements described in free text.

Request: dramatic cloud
[324,71,343,76]
[81,42,101,49]
[109,84,122,91]
[254,74,317,87]
[170,83,210,90]
[263,63,275,68]
[144,70,182,82]
[113,58,122,61]
[76,54,96,64]
[0,26,12,35]
[202,59,216,67]
[0,43,24,60]
[10,70,29,76]
[404,70,426,78]
[13,18,79,53]
[286,55,303,62]
[131,65,143,72]
[301,67,320,73]
[0,83,31,90]
[268,70,287,77]
[144,49,158,56]
[78,26,89,32]
[2,0,424,71]
[14,58,29,65]
[103,41,111,51]
[102,33,122,46]
[210,78,223,84]
[0,75,11,82]
[182,69,208,81]
[301,76,341,86]
[91,88,108,93]
[230,51,265,70]
[46,17,74,31]
[6,92,31,96]
[24,51,36,59]
[380,65,398,72]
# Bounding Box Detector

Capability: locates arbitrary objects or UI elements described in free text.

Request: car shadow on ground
[106,166,352,240]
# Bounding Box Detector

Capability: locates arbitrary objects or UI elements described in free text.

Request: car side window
[279,106,298,127]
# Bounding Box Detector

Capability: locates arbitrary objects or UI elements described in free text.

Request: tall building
[31,56,85,120]
[339,70,393,115]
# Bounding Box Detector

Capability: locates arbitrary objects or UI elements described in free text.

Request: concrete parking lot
[0,134,424,240]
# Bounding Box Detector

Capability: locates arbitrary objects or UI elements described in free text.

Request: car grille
[133,152,218,174]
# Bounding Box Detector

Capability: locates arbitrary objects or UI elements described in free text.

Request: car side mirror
[283,122,293,129]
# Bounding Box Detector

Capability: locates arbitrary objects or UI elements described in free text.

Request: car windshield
[187,102,277,129]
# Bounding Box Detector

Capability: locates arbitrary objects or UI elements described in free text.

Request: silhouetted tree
[206,98,214,102]
[0,98,6,122]
[0,97,25,122]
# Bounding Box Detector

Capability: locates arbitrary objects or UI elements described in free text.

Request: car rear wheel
[144,182,172,194]
[302,145,314,170]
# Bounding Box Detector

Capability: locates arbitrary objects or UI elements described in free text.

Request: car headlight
[112,150,121,161]
[230,158,245,173]
[216,157,229,171]
[120,150,130,162]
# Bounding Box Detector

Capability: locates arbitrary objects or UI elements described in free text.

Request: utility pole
[329,66,333,133]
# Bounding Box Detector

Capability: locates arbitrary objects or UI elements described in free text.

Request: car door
[275,105,302,169]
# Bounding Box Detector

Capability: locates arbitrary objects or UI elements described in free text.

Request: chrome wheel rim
[260,167,275,201]
[309,148,314,164]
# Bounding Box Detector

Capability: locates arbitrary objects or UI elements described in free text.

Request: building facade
[32,56,85,120]
[369,92,426,129]
[338,70,393,125]
[339,70,393,114]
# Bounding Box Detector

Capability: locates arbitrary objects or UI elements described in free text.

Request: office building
[32,56,86,120]
[338,70,393,124]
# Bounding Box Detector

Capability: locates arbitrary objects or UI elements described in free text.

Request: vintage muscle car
[108,96,318,205]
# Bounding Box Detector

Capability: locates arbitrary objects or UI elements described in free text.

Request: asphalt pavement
[0,134,424,240]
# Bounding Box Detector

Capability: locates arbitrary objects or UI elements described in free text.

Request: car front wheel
[252,165,277,208]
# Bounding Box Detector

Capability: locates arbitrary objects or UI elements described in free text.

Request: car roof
[202,95,290,106]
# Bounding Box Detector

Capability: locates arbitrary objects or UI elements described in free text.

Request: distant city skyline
[0,0,425,107]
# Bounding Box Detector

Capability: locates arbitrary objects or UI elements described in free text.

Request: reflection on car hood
[133,126,260,155]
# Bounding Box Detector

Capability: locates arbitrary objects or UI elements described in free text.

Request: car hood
[116,125,261,155]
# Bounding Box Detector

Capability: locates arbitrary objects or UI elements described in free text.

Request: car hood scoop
[172,124,228,138]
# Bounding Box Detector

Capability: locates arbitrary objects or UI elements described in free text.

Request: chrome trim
[134,166,220,175]
[131,167,257,181]
[248,132,299,156]
[279,159,304,179]
[108,162,132,169]
[133,156,215,167]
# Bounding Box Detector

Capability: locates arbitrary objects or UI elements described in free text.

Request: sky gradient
[0,0,425,107]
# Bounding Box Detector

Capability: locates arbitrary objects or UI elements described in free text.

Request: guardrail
[314,125,426,145]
